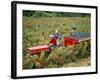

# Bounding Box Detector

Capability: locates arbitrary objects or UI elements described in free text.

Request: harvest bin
[64,37,78,47]
[27,45,50,54]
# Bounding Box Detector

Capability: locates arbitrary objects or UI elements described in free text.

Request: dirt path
[63,57,91,67]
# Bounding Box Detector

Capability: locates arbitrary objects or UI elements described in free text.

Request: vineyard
[23,13,91,69]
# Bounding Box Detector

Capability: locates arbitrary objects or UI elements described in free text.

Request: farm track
[63,57,90,67]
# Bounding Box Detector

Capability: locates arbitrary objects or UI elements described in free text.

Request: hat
[49,34,54,38]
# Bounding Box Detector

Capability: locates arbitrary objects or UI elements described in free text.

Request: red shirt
[49,38,57,46]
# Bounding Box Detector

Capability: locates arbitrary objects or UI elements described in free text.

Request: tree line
[23,10,90,17]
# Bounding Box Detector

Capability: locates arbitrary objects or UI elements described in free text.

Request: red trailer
[64,37,78,47]
[27,45,50,55]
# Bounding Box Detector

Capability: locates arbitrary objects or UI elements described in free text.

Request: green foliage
[23,10,90,17]
[23,16,91,69]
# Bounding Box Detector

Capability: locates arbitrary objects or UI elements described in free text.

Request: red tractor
[27,29,90,55]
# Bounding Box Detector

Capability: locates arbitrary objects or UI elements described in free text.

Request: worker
[49,34,57,47]
[49,30,63,47]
